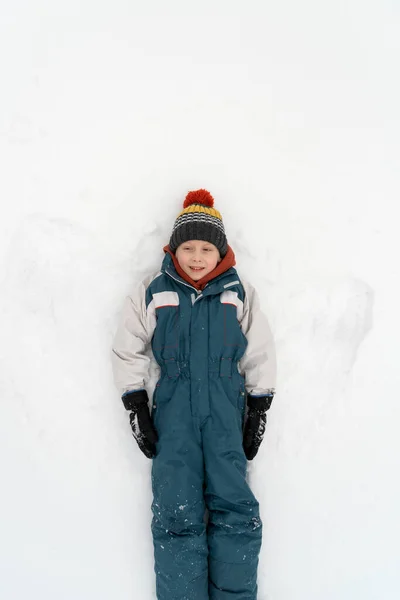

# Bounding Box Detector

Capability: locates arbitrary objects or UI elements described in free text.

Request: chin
[188,269,208,280]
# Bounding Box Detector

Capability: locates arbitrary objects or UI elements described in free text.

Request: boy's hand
[122,390,158,459]
[243,395,274,460]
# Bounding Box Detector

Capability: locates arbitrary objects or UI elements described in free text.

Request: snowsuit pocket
[151,292,180,360]
[219,375,246,427]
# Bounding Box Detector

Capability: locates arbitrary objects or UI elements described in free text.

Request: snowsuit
[112,250,276,600]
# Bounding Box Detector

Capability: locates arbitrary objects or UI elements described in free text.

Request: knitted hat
[169,189,228,257]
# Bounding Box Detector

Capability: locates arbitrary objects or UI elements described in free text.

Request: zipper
[165,269,200,294]
[164,267,233,296]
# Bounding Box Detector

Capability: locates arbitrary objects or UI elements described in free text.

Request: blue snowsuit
[112,250,277,600]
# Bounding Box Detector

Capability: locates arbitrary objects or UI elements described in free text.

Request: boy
[111,189,277,600]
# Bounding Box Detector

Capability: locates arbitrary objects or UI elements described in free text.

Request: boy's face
[175,239,221,281]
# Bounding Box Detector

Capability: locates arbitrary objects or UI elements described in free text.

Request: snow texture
[0,1,399,599]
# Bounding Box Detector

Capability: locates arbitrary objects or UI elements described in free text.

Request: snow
[1,1,399,599]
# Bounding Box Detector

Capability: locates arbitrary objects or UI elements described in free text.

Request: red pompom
[183,189,214,208]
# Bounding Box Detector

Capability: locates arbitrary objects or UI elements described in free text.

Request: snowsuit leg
[204,373,262,600]
[151,376,209,600]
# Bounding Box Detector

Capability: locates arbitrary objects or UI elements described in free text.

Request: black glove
[243,394,274,460]
[122,390,158,459]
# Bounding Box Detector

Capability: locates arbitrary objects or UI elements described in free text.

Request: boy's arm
[111,276,157,397]
[238,280,277,400]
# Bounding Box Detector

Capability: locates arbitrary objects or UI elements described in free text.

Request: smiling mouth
[190,267,205,271]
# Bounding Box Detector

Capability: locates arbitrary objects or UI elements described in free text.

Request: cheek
[176,254,187,269]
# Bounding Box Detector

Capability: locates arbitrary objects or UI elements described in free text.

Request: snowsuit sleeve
[111,275,157,397]
[238,280,277,397]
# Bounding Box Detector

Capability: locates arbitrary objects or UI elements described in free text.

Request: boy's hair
[169,189,228,257]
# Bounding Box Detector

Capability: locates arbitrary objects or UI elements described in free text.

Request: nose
[192,250,203,262]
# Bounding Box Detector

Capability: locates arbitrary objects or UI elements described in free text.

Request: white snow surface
[0,1,399,599]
